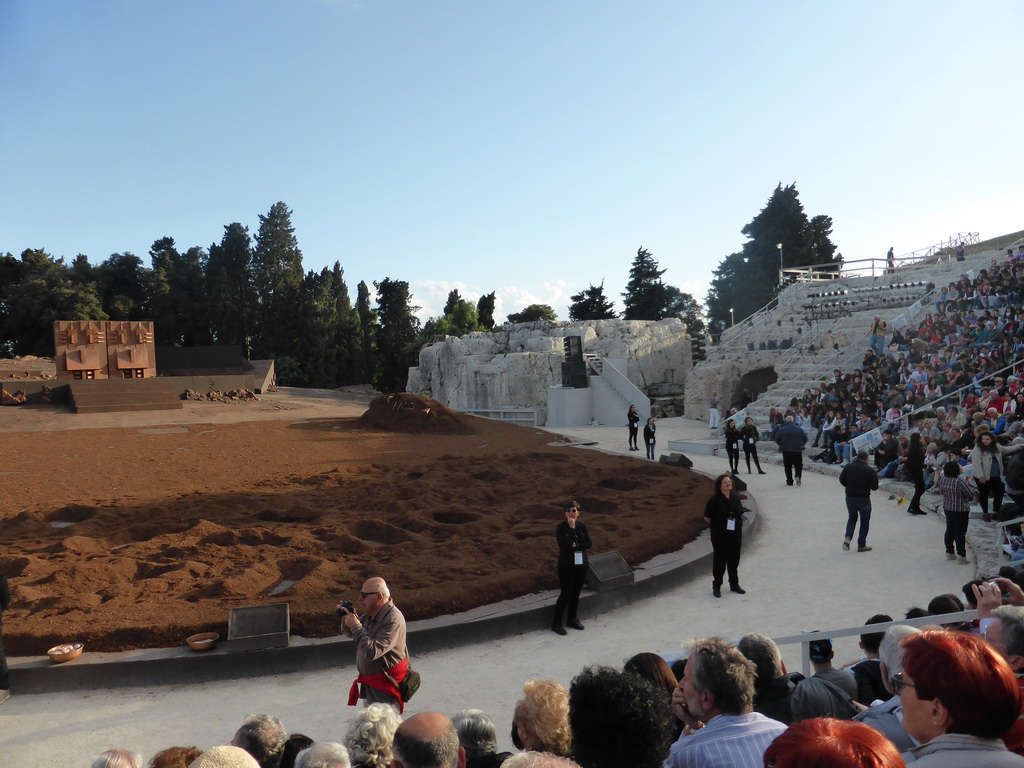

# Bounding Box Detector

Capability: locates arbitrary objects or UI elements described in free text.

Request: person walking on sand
[839,451,879,553]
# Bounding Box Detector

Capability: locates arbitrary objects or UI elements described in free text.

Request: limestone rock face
[406,318,693,424]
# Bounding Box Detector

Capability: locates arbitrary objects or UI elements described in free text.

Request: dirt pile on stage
[0,394,710,654]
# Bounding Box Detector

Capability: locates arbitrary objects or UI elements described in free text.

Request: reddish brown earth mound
[0,397,710,655]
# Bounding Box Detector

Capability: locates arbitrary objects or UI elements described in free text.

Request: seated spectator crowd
[86,572,1024,768]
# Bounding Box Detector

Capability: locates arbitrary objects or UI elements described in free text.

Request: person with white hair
[294,743,351,768]
[344,702,402,768]
[340,577,409,711]
[91,749,144,768]
[852,624,920,751]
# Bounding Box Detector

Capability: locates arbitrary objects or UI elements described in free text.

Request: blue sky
[3,1,1021,323]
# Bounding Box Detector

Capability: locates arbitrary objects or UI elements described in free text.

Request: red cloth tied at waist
[348,656,408,713]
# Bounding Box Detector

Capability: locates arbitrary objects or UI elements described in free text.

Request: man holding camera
[339,576,408,710]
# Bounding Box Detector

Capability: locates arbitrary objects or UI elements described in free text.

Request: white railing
[465,408,537,427]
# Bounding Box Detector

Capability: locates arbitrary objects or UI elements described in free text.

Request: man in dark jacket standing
[840,451,879,552]
[775,415,808,486]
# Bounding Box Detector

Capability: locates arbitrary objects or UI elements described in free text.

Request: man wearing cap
[791,637,859,721]
[339,576,409,710]
[839,451,879,553]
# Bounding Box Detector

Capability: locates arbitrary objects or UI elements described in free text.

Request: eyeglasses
[891,672,916,695]
[359,591,381,598]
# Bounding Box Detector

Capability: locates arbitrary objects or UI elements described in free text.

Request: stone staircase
[69,378,183,414]
[696,244,1011,440]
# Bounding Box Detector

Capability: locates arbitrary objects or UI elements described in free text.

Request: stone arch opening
[729,367,777,410]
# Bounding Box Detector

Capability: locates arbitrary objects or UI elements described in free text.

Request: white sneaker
[796,478,801,486]
[946,553,956,560]
[958,556,970,565]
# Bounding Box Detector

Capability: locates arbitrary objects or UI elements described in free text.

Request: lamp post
[729,308,735,327]
[777,242,783,285]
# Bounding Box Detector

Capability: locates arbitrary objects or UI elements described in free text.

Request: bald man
[392,713,465,768]
[340,576,408,710]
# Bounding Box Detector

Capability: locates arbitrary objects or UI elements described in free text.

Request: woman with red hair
[763,718,904,768]
[897,629,1024,766]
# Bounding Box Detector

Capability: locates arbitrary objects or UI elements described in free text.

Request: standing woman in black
[740,416,766,474]
[551,500,592,635]
[643,417,657,460]
[704,474,745,598]
[723,419,741,473]
[906,432,927,515]
[627,405,640,452]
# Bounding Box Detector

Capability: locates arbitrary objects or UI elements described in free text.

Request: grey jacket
[903,733,1024,766]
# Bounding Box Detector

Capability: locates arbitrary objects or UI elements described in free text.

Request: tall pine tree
[569,281,617,320]
[252,202,304,359]
[374,278,420,393]
[622,247,669,320]
[705,183,840,329]
[207,222,255,355]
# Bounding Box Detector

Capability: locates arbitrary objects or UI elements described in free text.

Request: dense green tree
[206,223,255,355]
[477,291,496,329]
[0,249,106,356]
[331,262,363,386]
[252,202,304,358]
[507,304,557,324]
[664,286,706,337]
[356,280,379,386]
[374,278,420,393]
[622,247,670,320]
[443,289,461,316]
[95,252,149,320]
[568,281,617,321]
[294,266,335,387]
[148,237,210,346]
[706,183,839,329]
[421,298,482,339]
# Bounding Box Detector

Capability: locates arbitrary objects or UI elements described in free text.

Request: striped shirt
[664,712,786,768]
[937,474,974,513]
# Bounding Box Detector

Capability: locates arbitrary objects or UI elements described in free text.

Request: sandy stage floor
[0,393,709,655]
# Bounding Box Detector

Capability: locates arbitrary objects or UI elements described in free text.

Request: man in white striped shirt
[665,636,786,768]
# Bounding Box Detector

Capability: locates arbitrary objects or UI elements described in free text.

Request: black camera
[336,600,354,617]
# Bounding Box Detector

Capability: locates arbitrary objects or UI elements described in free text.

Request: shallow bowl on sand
[186,632,220,652]
[47,642,84,664]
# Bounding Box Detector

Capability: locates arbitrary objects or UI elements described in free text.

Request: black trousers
[628,425,639,449]
[977,478,1004,516]
[553,563,586,625]
[743,446,763,472]
[782,451,803,484]
[726,445,740,472]
[908,469,925,512]
[711,532,742,589]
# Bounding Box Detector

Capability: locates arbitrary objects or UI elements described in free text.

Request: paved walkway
[4,415,984,767]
